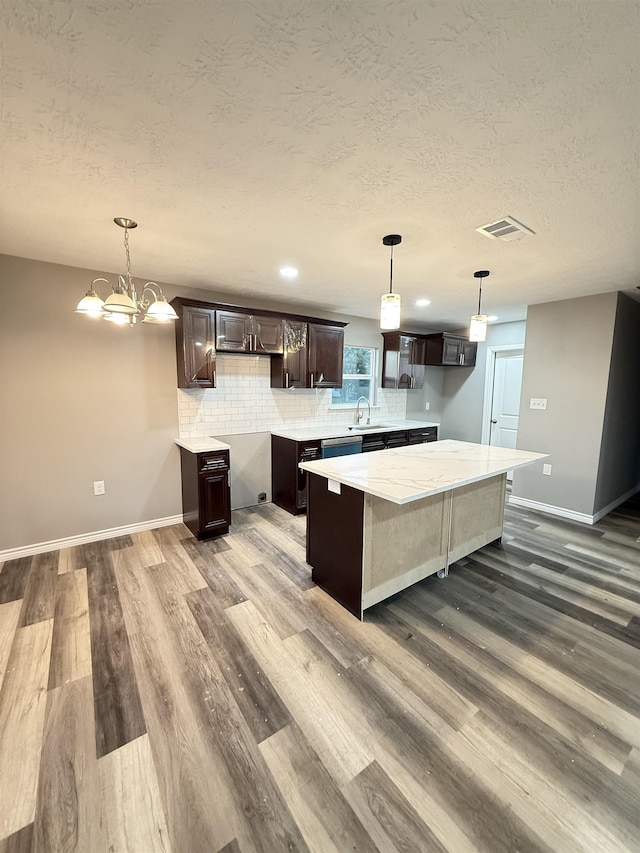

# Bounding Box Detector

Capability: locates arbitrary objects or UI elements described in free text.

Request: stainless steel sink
[347,424,389,431]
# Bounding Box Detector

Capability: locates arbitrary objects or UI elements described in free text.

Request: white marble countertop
[175,437,231,453]
[271,419,440,442]
[299,439,547,505]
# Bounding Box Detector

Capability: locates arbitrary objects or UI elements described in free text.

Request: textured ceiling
[1,0,639,329]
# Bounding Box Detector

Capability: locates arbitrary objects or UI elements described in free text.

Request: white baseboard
[509,483,640,525]
[592,483,640,523]
[0,514,184,561]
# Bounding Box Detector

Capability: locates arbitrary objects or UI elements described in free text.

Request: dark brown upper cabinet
[382,332,425,390]
[425,333,477,366]
[270,319,308,388]
[307,323,344,389]
[171,299,216,389]
[216,310,283,354]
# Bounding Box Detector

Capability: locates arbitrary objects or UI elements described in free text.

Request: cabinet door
[283,321,308,387]
[198,470,231,535]
[308,324,344,388]
[397,336,413,389]
[254,315,283,354]
[216,310,252,352]
[178,306,216,388]
[441,336,462,365]
[460,340,477,366]
[409,337,426,366]
[409,338,425,389]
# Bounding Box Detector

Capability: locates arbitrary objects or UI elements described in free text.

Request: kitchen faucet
[355,396,371,426]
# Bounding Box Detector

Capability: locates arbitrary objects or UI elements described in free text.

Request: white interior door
[489,350,524,477]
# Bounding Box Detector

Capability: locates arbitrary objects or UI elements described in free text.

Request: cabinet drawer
[408,427,438,443]
[385,430,409,448]
[197,450,230,474]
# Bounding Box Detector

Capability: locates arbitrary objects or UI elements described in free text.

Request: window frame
[330,345,378,407]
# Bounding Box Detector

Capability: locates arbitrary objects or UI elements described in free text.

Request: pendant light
[469,270,490,342]
[75,218,178,327]
[380,234,402,330]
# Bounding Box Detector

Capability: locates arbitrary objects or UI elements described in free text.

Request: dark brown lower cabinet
[271,435,321,514]
[361,426,438,452]
[179,448,231,539]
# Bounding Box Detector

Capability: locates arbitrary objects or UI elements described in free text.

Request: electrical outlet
[93,480,106,495]
[258,492,267,503]
[530,398,547,410]
[425,402,430,411]
[543,464,552,476]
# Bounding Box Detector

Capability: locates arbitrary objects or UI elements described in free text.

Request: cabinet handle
[491,419,497,424]
[285,371,289,389]
[310,373,314,388]
[318,372,324,385]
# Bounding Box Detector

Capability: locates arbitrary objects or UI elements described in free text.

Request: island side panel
[361,491,449,611]
[306,472,365,619]
[447,473,506,565]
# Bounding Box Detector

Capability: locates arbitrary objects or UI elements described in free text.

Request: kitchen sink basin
[348,423,390,431]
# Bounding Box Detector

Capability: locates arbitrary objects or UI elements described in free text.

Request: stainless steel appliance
[320,435,363,458]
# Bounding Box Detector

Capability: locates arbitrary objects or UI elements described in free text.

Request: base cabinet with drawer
[179,447,231,539]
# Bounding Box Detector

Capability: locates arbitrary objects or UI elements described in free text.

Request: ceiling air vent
[476,216,535,242]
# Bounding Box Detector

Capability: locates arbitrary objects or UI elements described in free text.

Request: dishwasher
[320,435,363,458]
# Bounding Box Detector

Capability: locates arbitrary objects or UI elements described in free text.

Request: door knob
[491,419,497,424]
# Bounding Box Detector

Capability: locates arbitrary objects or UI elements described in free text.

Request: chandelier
[75,218,178,326]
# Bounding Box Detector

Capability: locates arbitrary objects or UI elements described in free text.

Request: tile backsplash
[178,354,408,437]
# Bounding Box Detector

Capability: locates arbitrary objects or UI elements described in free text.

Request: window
[331,346,377,406]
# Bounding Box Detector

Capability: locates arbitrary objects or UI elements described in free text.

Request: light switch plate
[93,480,105,495]
[530,398,547,410]
[543,463,552,476]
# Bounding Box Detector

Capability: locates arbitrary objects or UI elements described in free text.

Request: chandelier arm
[140,282,164,310]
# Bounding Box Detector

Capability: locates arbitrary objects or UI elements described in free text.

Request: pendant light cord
[477,280,482,315]
[389,245,394,295]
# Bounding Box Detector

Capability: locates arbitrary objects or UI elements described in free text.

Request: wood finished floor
[0,495,639,852]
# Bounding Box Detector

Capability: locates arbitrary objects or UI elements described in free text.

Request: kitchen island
[299,440,546,619]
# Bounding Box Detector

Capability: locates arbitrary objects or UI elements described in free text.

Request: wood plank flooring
[0,494,639,851]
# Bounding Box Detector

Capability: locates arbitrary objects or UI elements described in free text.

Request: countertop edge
[175,437,231,453]
[299,441,548,504]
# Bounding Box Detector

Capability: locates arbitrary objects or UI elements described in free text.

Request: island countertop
[299,439,547,505]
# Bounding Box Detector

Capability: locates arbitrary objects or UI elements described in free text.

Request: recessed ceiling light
[280,266,298,279]
[415,298,431,307]
[487,315,498,322]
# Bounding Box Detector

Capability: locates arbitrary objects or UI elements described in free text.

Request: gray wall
[511,292,618,516]
[0,255,182,551]
[0,254,402,552]
[406,366,444,422]
[438,321,526,441]
[593,293,640,512]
